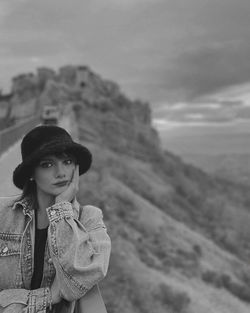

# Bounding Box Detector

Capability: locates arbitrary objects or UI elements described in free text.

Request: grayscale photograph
[0,1,250,312]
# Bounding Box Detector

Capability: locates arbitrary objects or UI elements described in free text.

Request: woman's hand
[50,277,62,305]
[55,165,79,203]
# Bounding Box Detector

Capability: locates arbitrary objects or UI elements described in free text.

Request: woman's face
[33,153,76,198]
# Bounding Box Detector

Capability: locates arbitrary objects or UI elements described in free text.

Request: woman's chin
[37,184,68,198]
[51,185,68,196]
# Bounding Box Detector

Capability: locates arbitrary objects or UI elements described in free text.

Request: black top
[30,226,48,290]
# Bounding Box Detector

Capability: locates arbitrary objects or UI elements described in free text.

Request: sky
[1,0,250,154]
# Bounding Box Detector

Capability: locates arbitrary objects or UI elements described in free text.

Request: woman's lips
[53,181,68,187]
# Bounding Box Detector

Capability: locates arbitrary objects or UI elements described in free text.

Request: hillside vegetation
[5,65,250,313]
[182,153,250,186]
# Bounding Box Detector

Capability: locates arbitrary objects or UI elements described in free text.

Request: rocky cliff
[4,65,250,313]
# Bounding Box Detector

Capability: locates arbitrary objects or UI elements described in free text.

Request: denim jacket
[0,196,111,313]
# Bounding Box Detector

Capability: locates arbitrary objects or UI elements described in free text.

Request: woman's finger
[74,165,79,190]
[71,165,79,190]
[70,164,78,183]
[75,164,79,184]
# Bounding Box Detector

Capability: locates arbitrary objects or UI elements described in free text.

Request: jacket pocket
[0,233,21,256]
[0,233,22,289]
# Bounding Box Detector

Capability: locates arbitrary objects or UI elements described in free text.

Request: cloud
[90,0,162,9]
[0,2,9,19]
[1,0,250,116]
[152,96,250,127]
[152,117,244,131]
[162,41,250,101]
[0,0,30,22]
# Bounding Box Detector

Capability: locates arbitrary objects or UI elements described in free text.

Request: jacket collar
[12,197,33,216]
[12,196,81,219]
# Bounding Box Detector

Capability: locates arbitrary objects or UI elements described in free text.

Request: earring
[29,177,34,181]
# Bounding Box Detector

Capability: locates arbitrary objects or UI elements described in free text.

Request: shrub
[221,274,250,303]
[136,242,164,271]
[193,244,202,257]
[202,271,250,303]
[202,270,223,288]
[155,283,190,313]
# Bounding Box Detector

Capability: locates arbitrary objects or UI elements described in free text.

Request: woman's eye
[64,159,73,165]
[39,161,53,168]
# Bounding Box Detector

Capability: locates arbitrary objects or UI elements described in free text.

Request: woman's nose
[55,162,66,178]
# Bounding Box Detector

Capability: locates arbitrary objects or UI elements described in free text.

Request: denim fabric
[0,196,111,313]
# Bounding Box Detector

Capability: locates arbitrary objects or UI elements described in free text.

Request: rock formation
[9,65,160,161]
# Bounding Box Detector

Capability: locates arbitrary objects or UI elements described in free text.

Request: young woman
[0,125,111,313]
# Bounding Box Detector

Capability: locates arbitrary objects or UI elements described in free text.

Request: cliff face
[6,65,250,313]
[11,65,159,161]
[10,65,149,117]
[11,65,121,105]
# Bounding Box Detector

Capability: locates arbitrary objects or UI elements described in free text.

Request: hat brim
[13,141,92,189]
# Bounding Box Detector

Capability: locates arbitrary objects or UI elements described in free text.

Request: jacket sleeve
[0,287,51,313]
[46,201,111,302]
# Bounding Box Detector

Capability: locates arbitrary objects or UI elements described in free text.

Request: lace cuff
[46,201,74,223]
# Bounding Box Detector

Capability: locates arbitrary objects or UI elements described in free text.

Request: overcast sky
[1,0,250,137]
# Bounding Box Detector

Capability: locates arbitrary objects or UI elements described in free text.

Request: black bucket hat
[13,125,92,189]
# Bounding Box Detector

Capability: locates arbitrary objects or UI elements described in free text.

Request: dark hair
[38,151,77,163]
[7,179,37,210]
[19,179,37,204]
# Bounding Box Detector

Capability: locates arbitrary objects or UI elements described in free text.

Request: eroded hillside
[6,65,250,313]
